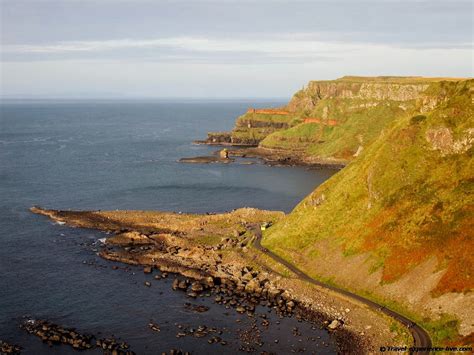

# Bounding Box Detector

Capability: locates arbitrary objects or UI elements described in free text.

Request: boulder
[190,282,204,292]
[236,306,246,314]
[281,290,292,301]
[187,291,198,298]
[328,319,341,331]
[203,276,214,288]
[242,273,253,282]
[219,149,229,159]
[267,288,281,299]
[177,280,188,290]
[244,279,261,294]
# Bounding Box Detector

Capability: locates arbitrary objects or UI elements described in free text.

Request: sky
[0,0,472,99]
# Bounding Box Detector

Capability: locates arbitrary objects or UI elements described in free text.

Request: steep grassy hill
[262,79,474,344]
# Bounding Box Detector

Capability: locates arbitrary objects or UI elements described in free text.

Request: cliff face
[261,77,463,161]
[286,77,451,112]
[213,77,465,162]
[263,79,474,345]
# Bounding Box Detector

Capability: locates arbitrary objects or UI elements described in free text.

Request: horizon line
[0,96,289,101]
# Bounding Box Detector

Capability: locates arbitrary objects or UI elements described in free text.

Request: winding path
[250,225,432,354]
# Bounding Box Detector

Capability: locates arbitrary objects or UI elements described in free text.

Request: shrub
[410,115,427,124]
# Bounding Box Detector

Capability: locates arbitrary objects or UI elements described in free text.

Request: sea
[0,99,337,354]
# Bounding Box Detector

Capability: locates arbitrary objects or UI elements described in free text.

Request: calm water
[0,100,337,354]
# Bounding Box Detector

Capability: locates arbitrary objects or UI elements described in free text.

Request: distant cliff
[203,76,466,164]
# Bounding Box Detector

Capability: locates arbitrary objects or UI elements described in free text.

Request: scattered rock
[20,319,135,354]
[190,281,204,293]
[148,322,160,332]
[184,303,210,313]
[328,319,341,331]
[167,349,191,355]
[0,340,21,354]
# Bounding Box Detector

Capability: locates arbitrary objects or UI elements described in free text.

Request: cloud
[2,36,357,54]
[0,36,357,64]
[4,35,470,65]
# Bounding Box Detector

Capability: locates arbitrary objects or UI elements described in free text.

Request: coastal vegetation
[262,78,473,345]
[209,76,468,164]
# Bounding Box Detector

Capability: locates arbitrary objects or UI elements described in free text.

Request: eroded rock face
[425,127,474,156]
[206,132,232,144]
[288,79,432,113]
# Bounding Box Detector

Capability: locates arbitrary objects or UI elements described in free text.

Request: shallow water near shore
[0,100,337,354]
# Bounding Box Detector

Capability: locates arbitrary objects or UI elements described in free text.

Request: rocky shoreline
[181,144,347,169]
[26,206,407,353]
[225,147,347,169]
[178,156,234,164]
[179,148,234,164]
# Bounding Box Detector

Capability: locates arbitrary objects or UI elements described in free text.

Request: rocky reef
[178,149,234,164]
[20,319,134,354]
[0,341,21,355]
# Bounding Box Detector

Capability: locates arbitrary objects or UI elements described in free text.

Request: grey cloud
[2,0,471,48]
[1,0,472,98]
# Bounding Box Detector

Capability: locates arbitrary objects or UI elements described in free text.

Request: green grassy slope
[221,77,467,155]
[262,79,474,344]
[256,77,466,161]
[230,112,297,145]
[261,99,414,159]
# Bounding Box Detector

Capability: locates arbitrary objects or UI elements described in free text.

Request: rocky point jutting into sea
[28,206,402,354]
[193,76,470,168]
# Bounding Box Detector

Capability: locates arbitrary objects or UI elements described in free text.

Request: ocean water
[0,100,337,354]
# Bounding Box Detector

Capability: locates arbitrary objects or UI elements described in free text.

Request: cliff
[262,76,464,161]
[205,76,466,164]
[262,78,474,345]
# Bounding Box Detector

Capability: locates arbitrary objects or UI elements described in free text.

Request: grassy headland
[207,76,469,166]
[262,78,473,345]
